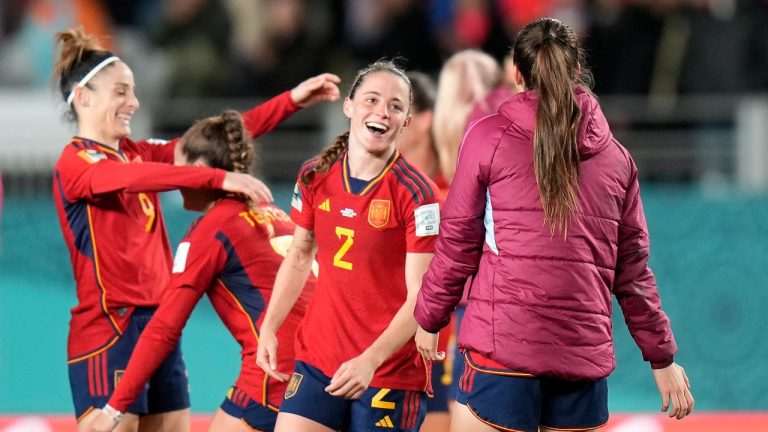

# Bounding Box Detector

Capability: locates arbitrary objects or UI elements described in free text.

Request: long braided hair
[300,59,412,186]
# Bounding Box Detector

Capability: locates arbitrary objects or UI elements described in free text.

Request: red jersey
[54,92,300,361]
[290,149,440,391]
[108,199,315,412]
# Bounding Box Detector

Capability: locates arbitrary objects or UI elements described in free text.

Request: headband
[66,56,120,106]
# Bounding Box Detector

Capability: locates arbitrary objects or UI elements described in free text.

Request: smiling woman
[49,27,340,432]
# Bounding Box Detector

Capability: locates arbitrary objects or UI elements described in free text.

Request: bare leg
[207,408,258,432]
[420,412,451,432]
[274,412,335,432]
[138,408,190,432]
[449,402,497,432]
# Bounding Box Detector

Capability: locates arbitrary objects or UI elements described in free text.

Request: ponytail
[179,110,254,174]
[532,39,581,236]
[512,18,591,236]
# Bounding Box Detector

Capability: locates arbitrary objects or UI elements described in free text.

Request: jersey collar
[342,149,400,195]
[72,137,129,162]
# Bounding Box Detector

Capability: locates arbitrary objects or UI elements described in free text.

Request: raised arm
[326,252,433,400]
[257,225,317,381]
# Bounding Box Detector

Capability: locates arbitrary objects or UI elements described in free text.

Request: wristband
[102,404,124,426]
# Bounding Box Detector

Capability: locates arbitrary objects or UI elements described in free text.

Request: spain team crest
[368,199,391,228]
[284,372,304,399]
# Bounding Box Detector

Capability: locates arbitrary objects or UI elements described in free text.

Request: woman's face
[173,143,210,211]
[343,71,411,157]
[80,61,139,142]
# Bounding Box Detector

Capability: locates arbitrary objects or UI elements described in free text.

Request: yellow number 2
[333,227,354,270]
[138,193,156,232]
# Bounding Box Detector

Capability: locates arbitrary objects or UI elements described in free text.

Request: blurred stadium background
[1,0,767,431]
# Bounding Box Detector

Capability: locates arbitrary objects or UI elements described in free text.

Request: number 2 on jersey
[334,227,354,270]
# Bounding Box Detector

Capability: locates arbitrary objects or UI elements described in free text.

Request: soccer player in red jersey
[82,111,316,432]
[256,60,441,432]
[51,28,339,432]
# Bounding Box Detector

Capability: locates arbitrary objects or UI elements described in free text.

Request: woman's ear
[74,86,90,108]
[342,97,353,119]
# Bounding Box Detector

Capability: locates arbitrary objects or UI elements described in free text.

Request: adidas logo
[318,198,331,212]
[375,415,394,428]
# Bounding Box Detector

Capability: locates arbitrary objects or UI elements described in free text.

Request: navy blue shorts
[68,308,190,420]
[426,360,450,413]
[279,361,427,431]
[448,305,467,401]
[220,386,278,431]
[456,352,608,432]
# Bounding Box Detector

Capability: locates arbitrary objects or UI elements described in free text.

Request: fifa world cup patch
[291,183,303,212]
[77,149,108,164]
[172,242,191,273]
[284,372,304,399]
[414,203,440,236]
[368,199,391,228]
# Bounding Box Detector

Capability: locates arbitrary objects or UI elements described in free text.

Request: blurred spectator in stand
[150,0,232,97]
[343,0,443,73]
[230,0,329,97]
[0,0,114,86]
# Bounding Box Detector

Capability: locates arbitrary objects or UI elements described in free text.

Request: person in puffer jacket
[413,17,694,432]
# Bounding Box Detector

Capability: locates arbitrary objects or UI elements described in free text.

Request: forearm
[263,246,314,332]
[242,91,300,138]
[90,163,225,195]
[362,294,420,368]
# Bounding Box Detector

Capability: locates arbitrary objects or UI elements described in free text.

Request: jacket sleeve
[613,158,677,368]
[242,91,301,138]
[414,121,496,333]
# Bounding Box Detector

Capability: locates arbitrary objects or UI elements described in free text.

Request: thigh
[277,361,351,431]
[539,377,608,431]
[219,386,278,431]
[209,408,259,432]
[145,339,190,414]
[348,388,426,432]
[449,401,498,432]
[138,408,190,432]
[455,352,540,432]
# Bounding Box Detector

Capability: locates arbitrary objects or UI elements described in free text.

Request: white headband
[66,56,120,106]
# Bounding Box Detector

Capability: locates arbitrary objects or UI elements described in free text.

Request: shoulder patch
[291,183,303,212]
[76,149,108,164]
[172,242,191,273]
[414,203,440,237]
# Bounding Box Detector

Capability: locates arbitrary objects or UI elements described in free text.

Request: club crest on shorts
[368,199,391,228]
[284,372,304,399]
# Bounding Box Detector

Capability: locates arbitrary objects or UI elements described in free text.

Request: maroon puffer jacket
[415,87,677,380]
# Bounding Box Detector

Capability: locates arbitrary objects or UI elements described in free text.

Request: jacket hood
[498,86,612,159]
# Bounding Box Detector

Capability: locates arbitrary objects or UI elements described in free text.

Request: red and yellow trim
[540,421,608,431]
[87,204,123,335]
[342,149,400,195]
[76,406,95,424]
[464,351,535,377]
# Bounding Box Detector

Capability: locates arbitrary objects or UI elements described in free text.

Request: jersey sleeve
[128,138,179,164]
[404,188,441,254]
[289,164,315,230]
[55,145,225,202]
[107,222,228,412]
[242,91,301,138]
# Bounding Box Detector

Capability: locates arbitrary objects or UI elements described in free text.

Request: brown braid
[179,110,254,174]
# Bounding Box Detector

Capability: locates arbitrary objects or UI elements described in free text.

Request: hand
[652,362,694,420]
[256,326,289,381]
[415,326,445,362]
[82,409,118,432]
[325,353,377,400]
[222,172,273,203]
[290,73,341,108]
